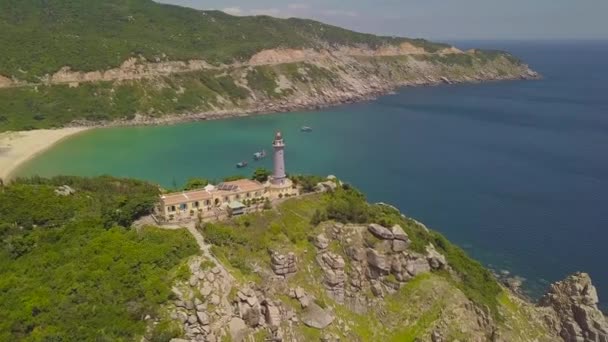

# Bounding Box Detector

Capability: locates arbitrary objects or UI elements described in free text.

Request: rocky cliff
[153,182,604,342]
[540,273,608,342]
[0,46,537,132]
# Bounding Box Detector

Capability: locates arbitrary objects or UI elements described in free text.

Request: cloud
[287,3,310,10]
[250,8,283,17]
[222,7,243,15]
[321,9,359,18]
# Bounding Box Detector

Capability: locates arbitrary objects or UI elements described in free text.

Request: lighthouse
[271,131,287,185]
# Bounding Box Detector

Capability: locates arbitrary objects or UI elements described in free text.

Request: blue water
[18,41,608,308]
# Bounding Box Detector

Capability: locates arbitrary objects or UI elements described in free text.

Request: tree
[183,178,210,190]
[252,168,271,183]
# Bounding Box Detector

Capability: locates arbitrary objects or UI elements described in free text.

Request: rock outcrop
[540,272,608,342]
[301,302,335,329]
[317,252,346,303]
[270,251,297,276]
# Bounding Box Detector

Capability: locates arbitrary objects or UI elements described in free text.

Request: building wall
[160,188,270,220]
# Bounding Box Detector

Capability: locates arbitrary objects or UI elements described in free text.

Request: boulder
[210,294,220,306]
[299,295,311,308]
[371,281,384,297]
[368,224,394,240]
[196,311,210,325]
[270,251,297,276]
[346,246,366,262]
[313,234,330,250]
[539,272,608,342]
[189,275,199,287]
[392,239,409,253]
[200,284,212,297]
[295,287,306,299]
[426,244,447,270]
[263,301,282,328]
[406,257,431,276]
[229,317,249,342]
[301,303,335,329]
[322,253,345,270]
[390,225,409,241]
[366,248,390,273]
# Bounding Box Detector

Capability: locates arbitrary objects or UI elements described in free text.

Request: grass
[0,0,449,80]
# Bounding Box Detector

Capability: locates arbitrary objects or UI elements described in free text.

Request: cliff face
[0,46,537,132]
[540,273,608,342]
[159,182,598,342]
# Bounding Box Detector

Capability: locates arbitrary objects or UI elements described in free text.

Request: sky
[156,0,608,41]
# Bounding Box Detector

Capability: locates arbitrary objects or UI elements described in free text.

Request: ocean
[17,41,608,308]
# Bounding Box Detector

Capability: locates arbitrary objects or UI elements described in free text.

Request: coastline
[0,127,91,181]
[0,73,539,181]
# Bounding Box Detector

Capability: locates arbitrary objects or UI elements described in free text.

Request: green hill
[0,0,448,80]
[0,175,567,341]
[0,0,535,133]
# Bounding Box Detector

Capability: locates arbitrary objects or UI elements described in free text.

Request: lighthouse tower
[271,131,287,185]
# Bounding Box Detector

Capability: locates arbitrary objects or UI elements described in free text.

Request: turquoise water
[17,41,608,307]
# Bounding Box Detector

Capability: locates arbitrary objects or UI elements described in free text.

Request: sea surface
[17,41,608,308]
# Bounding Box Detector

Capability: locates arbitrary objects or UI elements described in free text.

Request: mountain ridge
[0,0,537,134]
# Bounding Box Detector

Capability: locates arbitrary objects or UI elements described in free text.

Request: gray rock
[177,311,188,323]
[346,246,366,262]
[301,303,335,329]
[264,302,282,327]
[366,248,390,272]
[368,224,394,240]
[314,234,330,249]
[246,295,258,307]
[426,244,447,270]
[299,295,311,308]
[196,311,210,325]
[371,281,384,297]
[200,284,212,297]
[229,317,249,342]
[539,272,608,342]
[210,294,221,306]
[390,225,409,241]
[322,253,345,270]
[406,257,431,276]
[189,275,199,287]
[295,287,306,299]
[392,239,409,253]
[187,315,198,324]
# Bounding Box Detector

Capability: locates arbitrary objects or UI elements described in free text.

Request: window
[180,203,187,211]
[224,196,229,203]
[246,192,251,198]
[236,194,241,200]
[194,201,200,208]
[205,200,211,206]
[169,206,176,212]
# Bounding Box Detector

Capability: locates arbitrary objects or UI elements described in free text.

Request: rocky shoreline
[66,70,540,130]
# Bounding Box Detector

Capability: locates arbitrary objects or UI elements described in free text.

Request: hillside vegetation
[0,0,448,80]
[0,176,198,341]
[2,174,600,341]
[0,0,536,133]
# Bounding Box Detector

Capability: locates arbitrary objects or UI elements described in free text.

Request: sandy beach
[0,127,90,181]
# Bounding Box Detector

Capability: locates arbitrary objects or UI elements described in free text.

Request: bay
[17,41,608,308]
